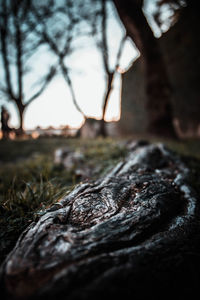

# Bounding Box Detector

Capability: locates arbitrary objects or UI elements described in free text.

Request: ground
[0,136,200,264]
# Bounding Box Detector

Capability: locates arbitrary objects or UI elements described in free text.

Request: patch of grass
[0,177,69,262]
[0,137,126,263]
[0,137,70,163]
[156,138,200,192]
[151,137,200,160]
[78,137,127,176]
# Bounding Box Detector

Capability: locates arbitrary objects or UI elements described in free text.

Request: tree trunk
[113,0,177,138]
[99,119,107,137]
[16,102,25,134]
[1,142,199,299]
[99,72,115,137]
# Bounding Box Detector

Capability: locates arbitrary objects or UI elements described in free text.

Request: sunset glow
[0,1,138,131]
[6,39,137,130]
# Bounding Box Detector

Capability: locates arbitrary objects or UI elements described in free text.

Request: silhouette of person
[1,106,11,139]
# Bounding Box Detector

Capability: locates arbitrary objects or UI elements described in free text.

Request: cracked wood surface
[1,143,200,299]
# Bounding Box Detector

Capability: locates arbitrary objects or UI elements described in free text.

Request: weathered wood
[1,143,200,299]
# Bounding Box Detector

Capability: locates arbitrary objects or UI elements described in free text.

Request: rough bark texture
[1,142,200,299]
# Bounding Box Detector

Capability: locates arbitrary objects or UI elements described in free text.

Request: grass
[0,137,126,263]
[0,136,200,263]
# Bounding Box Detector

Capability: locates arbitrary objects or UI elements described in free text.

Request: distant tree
[0,0,56,133]
[29,0,89,120]
[112,0,177,138]
[30,0,129,136]
[94,0,127,136]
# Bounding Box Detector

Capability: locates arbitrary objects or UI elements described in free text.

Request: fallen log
[1,142,200,299]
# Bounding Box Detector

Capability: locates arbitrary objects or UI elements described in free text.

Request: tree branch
[26,66,56,106]
[13,3,23,102]
[100,0,110,75]
[29,2,86,118]
[114,34,127,70]
[0,0,16,102]
[60,60,86,118]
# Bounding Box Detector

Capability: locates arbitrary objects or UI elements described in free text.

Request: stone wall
[80,118,119,138]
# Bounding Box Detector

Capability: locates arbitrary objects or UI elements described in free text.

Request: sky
[23,36,137,130]
[0,0,163,130]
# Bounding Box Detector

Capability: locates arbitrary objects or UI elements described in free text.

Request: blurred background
[0,0,199,140]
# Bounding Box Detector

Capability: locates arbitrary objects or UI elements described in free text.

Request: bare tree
[95,0,127,136]
[112,0,177,138]
[28,0,88,120]
[31,0,128,136]
[0,0,56,133]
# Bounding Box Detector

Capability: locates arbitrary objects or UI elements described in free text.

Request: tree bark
[98,1,126,138]
[113,0,177,138]
[1,142,199,299]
